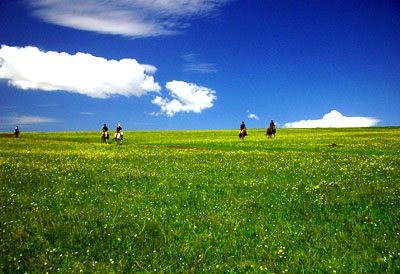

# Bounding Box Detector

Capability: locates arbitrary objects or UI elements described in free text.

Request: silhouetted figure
[270,120,275,129]
[266,120,276,138]
[14,126,20,138]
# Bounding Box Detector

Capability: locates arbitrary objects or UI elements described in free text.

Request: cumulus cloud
[27,0,231,38]
[284,110,380,128]
[0,45,161,98]
[152,80,216,116]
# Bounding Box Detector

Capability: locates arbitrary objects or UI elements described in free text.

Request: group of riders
[239,120,276,140]
[12,120,274,142]
[101,123,123,144]
[102,120,274,143]
[11,124,123,143]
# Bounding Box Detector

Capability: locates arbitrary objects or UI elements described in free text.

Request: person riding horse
[101,123,109,144]
[14,126,20,138]
[239,121,247,140]
[114,123,123,144]
[266,120,276,138]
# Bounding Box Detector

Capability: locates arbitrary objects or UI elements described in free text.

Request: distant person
[270,120,275,129]
[116,123,122,134]
[239,121,247,140]
[101,123,109,144]
[14,126,20,138]
[102,123,109,133]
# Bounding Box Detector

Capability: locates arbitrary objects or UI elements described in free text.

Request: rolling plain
[1,128,399,272]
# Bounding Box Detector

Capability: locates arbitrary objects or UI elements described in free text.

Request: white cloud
[248,113,259,120]
[0,45,161,98]
[0,115,58,126]
[152,80,216,116]
[284,110,380,128]
[27,0,231,38]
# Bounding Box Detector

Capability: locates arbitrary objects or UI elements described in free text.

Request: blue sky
[1,0,399,132]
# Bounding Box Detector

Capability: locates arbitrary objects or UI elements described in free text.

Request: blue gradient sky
[1,0,399,131]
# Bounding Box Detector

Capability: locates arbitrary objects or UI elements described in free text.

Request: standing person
[14,126,20,138]
[239,121,247,140]
[101,123,109,144]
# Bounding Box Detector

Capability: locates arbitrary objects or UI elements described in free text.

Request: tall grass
[1,128,399,272]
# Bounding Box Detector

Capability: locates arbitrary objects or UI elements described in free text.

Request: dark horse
[266,127,276,138]
[239,129,247,140]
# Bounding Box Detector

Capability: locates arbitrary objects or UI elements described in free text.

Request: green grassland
[1,128,399,273]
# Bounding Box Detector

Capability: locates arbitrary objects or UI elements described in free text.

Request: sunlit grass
[1,128,399,272]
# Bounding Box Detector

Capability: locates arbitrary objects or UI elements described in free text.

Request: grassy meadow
[1,128,399,273]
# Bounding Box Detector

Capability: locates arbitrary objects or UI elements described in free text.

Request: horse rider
[14,126,20,138]
[101,123,109,143]
[266,120,277,138]
[116,123,122,134]
[239,121,247,139]
[270,120,276,130]
[115,123,123,143]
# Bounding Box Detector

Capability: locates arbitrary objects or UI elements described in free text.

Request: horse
[113,131,123,145]
[239,129,247,140]
[101,131,109,144]
[266,127,276,138]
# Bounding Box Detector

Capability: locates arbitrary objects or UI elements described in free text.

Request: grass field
[1,128,399,273]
